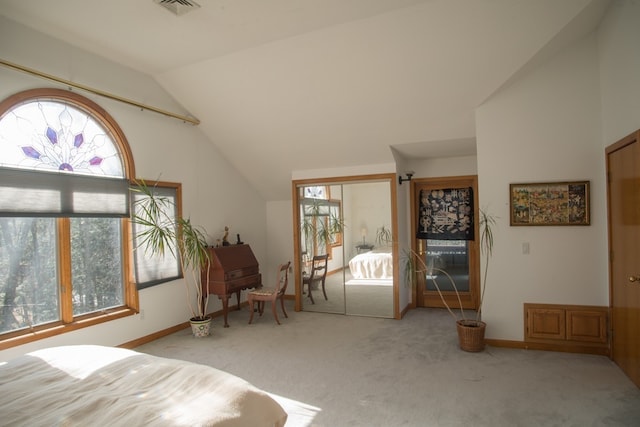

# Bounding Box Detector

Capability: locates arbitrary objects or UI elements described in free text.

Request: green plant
[300,199,344,257]
[131,179,211,321]
[404,209,496,323]
[476,209,496,320]
[318,209,344,247]
[375,225,392,246]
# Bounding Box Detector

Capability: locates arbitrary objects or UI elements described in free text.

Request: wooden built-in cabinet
[524,303,609,355]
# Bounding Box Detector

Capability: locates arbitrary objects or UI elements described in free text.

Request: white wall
[407,154,478,179]
[471,0,640,343]
[597,0,640,144]
[0,17,267,361]
[344,182,392,255]
[395,0,640,340]
[265,200,295,294]
[476,33,607,341]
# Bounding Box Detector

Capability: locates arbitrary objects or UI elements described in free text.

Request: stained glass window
[0,100,124,176]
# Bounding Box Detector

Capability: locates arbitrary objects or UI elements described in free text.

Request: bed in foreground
[0,345,287,427]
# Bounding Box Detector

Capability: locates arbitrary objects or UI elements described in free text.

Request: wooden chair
[302,254,328,304]
[248,261,291,325]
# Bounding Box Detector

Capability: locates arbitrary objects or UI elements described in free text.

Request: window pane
[131,184,181,288]
[71,218,123,316]
[0,167,130,217]
[425,239,469,292]
[0,218,59,333]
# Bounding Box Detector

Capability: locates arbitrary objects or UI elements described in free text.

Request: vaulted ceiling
[0,0,610,200]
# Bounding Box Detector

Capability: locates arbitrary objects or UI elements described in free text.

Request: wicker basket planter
[456,319,486,352]
[404,210,496,353]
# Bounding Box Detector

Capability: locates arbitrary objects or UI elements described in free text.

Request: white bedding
[0,345,287,427]
[349,248,393,279]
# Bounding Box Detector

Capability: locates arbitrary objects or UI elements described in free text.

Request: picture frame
[510,181,590,226]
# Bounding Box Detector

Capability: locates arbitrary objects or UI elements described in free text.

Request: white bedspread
[0,345,287,427]
[349,248,393,279]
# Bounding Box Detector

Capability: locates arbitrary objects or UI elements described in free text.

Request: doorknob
[628,275,640,282]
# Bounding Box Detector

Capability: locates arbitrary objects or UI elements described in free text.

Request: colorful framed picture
[510,181,590,226]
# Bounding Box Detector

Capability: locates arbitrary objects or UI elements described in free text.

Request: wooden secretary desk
[201,244,262,327]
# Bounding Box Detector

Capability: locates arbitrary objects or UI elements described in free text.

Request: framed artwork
[510,181,590,226]
[417,187,474,240]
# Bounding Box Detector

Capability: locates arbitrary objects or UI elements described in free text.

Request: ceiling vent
[154,0,201,16]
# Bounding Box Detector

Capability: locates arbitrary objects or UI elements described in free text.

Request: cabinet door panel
[527,307,565,340]
[566,309,607,343]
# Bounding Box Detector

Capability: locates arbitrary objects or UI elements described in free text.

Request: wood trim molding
[486,338,610,356]
[119,301,250,349]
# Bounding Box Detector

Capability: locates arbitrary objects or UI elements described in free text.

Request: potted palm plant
[405,209,496,352]
[300,198,344,257]
[375,225,393,246]
[131,179,212,337]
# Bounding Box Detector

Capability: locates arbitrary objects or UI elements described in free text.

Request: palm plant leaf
[131,179,211,320]
[403,208,497,323]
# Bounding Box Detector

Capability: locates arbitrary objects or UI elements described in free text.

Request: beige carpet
[344,278,393,286]
[135,303,640,427]
[303,271,394,318]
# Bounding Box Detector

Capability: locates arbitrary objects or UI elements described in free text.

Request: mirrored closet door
[294,175,395,318]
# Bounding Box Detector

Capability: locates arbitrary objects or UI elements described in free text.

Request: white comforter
[349,249,393,279]
[0,345,287,427]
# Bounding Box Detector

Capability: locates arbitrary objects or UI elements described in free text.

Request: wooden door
[607,129,640,387]
[411,176,479,309]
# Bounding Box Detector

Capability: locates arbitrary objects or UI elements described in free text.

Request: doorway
[410,175,480,310]
[292,174,398,318]
[606,129,640,388]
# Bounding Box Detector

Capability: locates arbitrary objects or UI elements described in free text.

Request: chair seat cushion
[249,287,276,297]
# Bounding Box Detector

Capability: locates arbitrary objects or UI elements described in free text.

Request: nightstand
[355,243,374,254]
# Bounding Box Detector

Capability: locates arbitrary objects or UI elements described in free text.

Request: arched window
[0,88,138,348]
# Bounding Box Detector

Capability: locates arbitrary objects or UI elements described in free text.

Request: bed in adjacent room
[348,248,393,280]
[0,345,287,427]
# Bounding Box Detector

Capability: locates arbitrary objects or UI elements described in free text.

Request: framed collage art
[510,181,590,226]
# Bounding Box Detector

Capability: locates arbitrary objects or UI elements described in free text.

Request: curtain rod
[0,58,200,125]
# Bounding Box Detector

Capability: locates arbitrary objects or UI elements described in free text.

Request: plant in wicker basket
[405,209,496,352]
